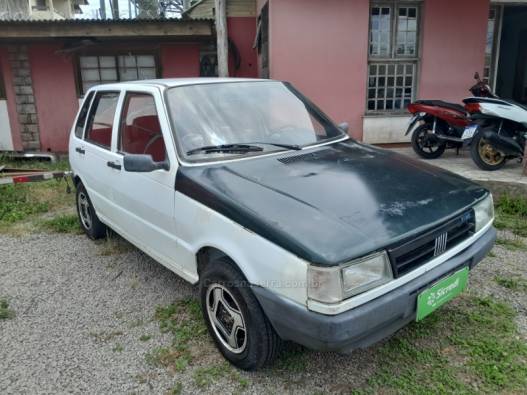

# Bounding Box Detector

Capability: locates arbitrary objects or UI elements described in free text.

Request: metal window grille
[368,2,420,113]
[367,62,415,111]
[79,54,157,94]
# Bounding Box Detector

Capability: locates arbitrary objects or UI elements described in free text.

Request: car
[69,78,496,371]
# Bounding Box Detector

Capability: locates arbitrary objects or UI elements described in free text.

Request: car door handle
[75,147,85,154]
[106,161,121,170]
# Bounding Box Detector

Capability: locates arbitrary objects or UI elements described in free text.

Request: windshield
[165,81,345,161]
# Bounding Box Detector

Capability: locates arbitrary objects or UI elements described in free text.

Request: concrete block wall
[8,45,40,151]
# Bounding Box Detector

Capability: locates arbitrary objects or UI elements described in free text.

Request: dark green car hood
[176,139,487,266]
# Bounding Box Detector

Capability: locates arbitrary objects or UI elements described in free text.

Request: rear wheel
[76,182,107,239]
[470,131,506,171]
[411,123,446,159]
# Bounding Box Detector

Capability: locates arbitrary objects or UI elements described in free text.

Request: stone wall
[8,45,40,151]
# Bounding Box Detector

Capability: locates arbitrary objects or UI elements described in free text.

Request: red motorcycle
[405,73,493,159]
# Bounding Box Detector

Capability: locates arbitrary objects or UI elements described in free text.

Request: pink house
[0,0,525,153]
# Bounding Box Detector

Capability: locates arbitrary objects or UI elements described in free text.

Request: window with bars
[78,54,158,95]
[368,2,420,112]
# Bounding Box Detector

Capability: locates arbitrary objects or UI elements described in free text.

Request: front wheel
[200,258,282,370]
[411,124,446,159]
[470,131,506,171]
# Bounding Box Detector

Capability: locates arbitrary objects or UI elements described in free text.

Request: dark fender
[405,114,428,135]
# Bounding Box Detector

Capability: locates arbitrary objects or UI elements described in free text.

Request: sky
[79,0,140,19]
[79,0,183,19]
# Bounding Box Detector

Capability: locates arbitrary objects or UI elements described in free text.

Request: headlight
[308,251,393,304]
[474,194,494,233]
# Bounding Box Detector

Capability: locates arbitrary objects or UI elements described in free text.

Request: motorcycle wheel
[411,124,446,159]
[470,131,506,171]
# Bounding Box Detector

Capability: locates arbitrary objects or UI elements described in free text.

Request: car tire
[76,182,107,240]
[470,130,507,171]
[411,123,446,159]
[200,257,282,370]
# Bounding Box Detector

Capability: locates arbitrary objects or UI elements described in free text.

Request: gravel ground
[1,230,526,394]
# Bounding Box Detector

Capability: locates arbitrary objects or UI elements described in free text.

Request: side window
[85,91,119,149]
[119,93,166,163]
[74,91,94,138]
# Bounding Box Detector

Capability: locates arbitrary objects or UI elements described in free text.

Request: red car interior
[121,115,166,162]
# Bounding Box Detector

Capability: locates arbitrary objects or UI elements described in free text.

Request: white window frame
[367,1,422,114]
[77,53,159,96]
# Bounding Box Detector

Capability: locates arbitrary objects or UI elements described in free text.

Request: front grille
[388,210,475,277]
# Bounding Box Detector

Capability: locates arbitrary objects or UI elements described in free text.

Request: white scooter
[462,89,527,171]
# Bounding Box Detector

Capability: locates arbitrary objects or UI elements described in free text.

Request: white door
[109,88,183,273]
[75,90,123,222]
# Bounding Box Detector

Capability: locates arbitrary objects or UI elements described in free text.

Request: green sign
[416,267,469,321]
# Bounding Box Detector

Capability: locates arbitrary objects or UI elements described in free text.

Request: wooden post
[215,0,229,77]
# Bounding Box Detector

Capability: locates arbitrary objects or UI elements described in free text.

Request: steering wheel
[143,133,163,157]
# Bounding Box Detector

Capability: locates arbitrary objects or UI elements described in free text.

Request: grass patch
[494,194,527,237]
[193,362,248,389]
[39,214,81,234]
[0,158,73,233]
[139,334,152,342]
[0,157,70,171]
[146,298,207,372]
[495,237,526,251]
[98,234,135,256]
[355,295,527,394]
[0,180,73,232]
[170,382,183,394]
[0,298,15,320]
[495,275,527,291]
[273,345,308,373]
[112,343,124,352]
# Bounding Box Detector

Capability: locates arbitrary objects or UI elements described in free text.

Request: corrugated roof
[0,16,213,24]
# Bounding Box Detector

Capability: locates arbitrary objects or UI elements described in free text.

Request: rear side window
[119,93,166,162]
[74,91,94,138]
[85,91,119,149]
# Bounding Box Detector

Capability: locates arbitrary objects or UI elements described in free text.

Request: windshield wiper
[186,144,264,156]
[243,142,302,151]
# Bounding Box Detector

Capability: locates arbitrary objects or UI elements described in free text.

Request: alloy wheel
[77,191,92,230]
[478,138,504,166]
[206,284,247,354]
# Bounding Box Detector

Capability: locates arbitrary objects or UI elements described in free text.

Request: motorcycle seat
[415,100,466,113]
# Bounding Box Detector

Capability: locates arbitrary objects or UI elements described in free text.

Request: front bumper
[252,226,496,352]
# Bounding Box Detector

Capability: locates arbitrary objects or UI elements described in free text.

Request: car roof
[91,77,275,90]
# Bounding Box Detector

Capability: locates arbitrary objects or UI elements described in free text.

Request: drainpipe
[214,0,229,77]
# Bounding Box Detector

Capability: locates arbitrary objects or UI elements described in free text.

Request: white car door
[110,87,184,274]
[74,89,124,223]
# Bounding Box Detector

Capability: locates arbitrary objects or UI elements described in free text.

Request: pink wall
[160,43,200,77]
[267,0,370,140]
[0,47,23,151]
[29,44,79,152]
[228,17,258,78]
[419,0,489,101]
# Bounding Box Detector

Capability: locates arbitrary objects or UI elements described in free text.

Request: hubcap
[77,192,92,230]
[417,128,441,153]
[478,139,504,166]
[206,284,247,354]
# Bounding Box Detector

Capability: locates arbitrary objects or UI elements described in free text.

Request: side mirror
[123,154,169,172]
[338,122,349,133]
